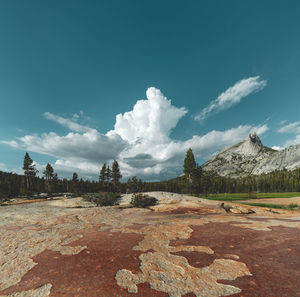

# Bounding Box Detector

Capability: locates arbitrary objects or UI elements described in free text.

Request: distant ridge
[202,133,300,177]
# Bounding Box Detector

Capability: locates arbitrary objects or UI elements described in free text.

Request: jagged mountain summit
[202,133,300,177]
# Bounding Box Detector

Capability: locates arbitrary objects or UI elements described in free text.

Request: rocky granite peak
[248,132,262,146]
[202,134,300,177]
[234,133,263,156]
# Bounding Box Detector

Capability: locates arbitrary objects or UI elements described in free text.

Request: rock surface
[0,284,52,297]
[0,193,300,297]
[202,133,300,177]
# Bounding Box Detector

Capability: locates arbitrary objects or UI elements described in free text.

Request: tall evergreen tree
[127,176,139,193]
[99,163,107,184]
[72,172,78,181]
[111,160,122,183]
[44,163,54,180]
[193,166,203,193]
[71,172,79,193]
[106,165,111,182]
[43,163,55,193]
[183,148,196,183]
[19,176,26,196]
[22,152,38,194]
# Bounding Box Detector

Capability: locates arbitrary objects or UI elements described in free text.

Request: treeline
[142,148,300,194]
[0,170,100,199]
[142,168,300,194]
[0,170,145,199]
[0,152,141,199]
[1,150,300,199]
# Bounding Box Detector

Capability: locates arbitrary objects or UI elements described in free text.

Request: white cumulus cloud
[1,87,269,180]
[10,130,127,164]
[194,76,267,122]
[108,87,188,144]
[271,146,284,151]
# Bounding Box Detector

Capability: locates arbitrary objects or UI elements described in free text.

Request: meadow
[198,192,300,201]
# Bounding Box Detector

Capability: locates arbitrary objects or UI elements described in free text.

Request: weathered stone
[0,194,300,296]
[0,284,52,297]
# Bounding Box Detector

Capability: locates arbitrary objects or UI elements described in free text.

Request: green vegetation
[83,192,121,206]
[22,152,38,195]
[111,160,122,184]
[144,165,300,197]
[242,202,299,210]
[43,163,58,194]
[183,148,196,184]
[198,194,251,201]
[198,192,300,201]
[99,163,107,185]
[130,193,158,208]
[99,160,122,192]
[250,193,300,198]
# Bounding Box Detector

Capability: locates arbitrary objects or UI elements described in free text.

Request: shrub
[82,194,93,202]
[83,192,120,206]
[130,193,158,208]
[288,203,298,210]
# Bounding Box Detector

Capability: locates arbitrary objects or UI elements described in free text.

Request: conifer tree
[71,172,79,194]
[19,176,26,196]
[127,176,139,193]
[111,160,122,183]
[44,163,54,180]
[99,163,106,184]
[22,152,38,194]
[183,148,196,184]
[106,165,111,182]
[72,172,78,181]
[52,173,58,193]
[43,163,55,193]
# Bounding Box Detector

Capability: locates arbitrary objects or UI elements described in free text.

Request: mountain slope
[202,133,300,177]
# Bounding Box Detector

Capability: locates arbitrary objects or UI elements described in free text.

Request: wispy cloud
[284,135,300,147]
[44,112,94,133]
[1,87,268,180]
[277,121,300,134]
[277,121,300,147]
[279,120,287,126]
[250,124,269,135]
[194,76,267,122]
[0,163,7,171]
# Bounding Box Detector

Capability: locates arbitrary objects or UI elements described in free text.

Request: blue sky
[1,0,300,180]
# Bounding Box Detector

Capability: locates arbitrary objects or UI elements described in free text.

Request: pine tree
[99,163,107,184]
[43,163,55,193]
[72,172,78,182]
[52,173,58,193]
[44,163,54,180]
[106,166,111,182]
[19,176,27,196]
[71,172,79,194]
[193,166,203,193]
[183,148,196,183]
[22,152,38,194]
[127,176,139,193]
[111,160,122,184]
